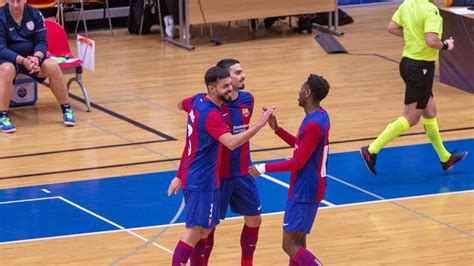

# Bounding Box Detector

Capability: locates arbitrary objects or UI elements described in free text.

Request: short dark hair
[306,74,330,102]
[216,59,240,70]
[205,66,230,87]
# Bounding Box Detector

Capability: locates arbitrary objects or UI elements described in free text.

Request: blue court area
[1,139,472,243]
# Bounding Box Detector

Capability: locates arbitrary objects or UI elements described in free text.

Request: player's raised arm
[263,106,297,147]
[218,108,273,151]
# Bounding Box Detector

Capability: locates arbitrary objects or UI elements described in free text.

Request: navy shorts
[0,58,47,83]
[219,175,262,219]
[183,189,220,229]
[283,199,319,234]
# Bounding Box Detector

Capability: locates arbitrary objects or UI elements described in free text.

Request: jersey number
[321,145,329,177]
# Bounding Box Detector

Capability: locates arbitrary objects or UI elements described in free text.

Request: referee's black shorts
[399,57,435,109]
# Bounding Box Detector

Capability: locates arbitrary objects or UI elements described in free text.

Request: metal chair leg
[156,0,164,40]
[75,0,88,36]
[105,0,114,36]
[139,0,148,35]
[209,24,213,37]
[67,74,91,112]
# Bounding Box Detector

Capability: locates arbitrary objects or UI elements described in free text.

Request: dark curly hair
[306,74,330,102]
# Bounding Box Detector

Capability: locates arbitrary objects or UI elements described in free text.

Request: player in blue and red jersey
[167,66,273,266]
[249,74,330,266]
[200,59,262,266]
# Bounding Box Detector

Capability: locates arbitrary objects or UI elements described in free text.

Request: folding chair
[45,20,91,111]
[57,0,113,36]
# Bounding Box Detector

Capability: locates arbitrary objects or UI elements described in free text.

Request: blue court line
[0,139,472,243]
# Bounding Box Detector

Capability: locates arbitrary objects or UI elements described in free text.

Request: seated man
[0,0,75,133]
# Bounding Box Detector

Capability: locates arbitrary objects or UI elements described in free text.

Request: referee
[360,0,467,175]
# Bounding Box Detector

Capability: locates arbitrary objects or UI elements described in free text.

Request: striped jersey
[176,93,231,191]
[266,108,330,203]
[219,91,254,178]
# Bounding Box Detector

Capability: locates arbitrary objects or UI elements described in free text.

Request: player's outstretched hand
[248,165,260,178]
[257,106,275,128]
[167,177,182,196]
[263,106,278,131]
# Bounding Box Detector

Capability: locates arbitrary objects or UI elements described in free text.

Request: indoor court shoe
[441,151,468,171]
[0,113,16,133]
[360,146,377,175]
[63,107,76,126]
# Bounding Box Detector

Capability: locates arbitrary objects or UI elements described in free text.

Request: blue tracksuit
[0,4,47,65]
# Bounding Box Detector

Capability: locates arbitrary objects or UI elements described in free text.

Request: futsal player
[202,59,262,266]
[249,74,330,266]
[167,66,273,266]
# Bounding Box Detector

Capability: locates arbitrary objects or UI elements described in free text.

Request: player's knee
[245,215,262,227]
[282,239,299,257]
[0,63,16,80]
[404,113,421,127]
[408,117,420,127]
[201,228,214,239]
[423,108,437,119]
[41,59,61,75]
[254,215,262,226]
[183,226,205,244]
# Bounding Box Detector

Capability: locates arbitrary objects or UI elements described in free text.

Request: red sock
[202,229,215,266]
[240,225,260,266]
[292,247,322,266]
[190,238,207,266]
[172,240,194,266]
[289,259,299,266]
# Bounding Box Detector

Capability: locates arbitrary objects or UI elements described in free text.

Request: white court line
[260,173,336,206]
[1,190,472,245]
[42,189,51,194]
[313,189,474,209]
[0,196,172,253]
[0,196,59,205]
[327,175,474,238]
[57,196,173,254]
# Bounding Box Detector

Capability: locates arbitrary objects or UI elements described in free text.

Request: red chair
[45,19,91,111]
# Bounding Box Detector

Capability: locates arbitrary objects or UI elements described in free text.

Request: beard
[218,93,231,101]
[238,83,245,90]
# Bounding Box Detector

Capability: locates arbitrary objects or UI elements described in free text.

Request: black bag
[296,14,314,33]
[128,0,154,34]
[311,9,354,26]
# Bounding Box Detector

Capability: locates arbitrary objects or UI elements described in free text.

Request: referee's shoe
[442,151,468,171]
[360,146,377,175]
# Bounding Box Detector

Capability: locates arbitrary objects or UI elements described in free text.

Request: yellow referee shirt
[392,0,443,61]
